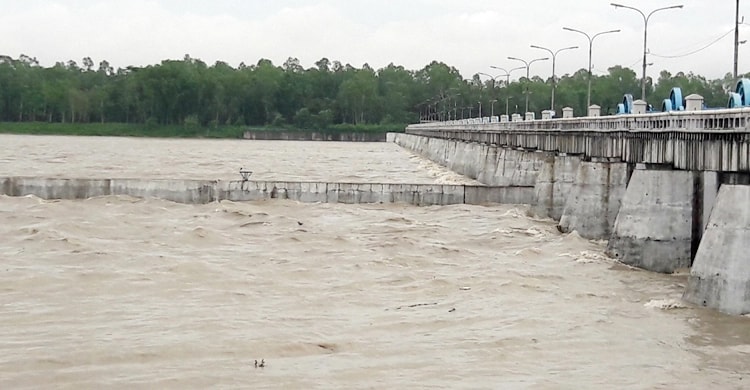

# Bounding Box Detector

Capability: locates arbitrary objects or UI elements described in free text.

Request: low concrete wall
[217,181,469,206]
[0,177,531,207]
[243,131,387,142]
[465,186,534,205]
[7,177,113,200]
[683,185,750,315]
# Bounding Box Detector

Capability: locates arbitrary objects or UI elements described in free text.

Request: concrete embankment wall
[0,177,532,206]
[391,133,545,186]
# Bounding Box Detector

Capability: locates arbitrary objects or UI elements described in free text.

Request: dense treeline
[0,53,741,130]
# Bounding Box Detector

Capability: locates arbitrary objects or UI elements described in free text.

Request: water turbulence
[0,135,748,389]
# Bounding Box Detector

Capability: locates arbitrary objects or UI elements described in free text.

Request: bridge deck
[406,109,750,172]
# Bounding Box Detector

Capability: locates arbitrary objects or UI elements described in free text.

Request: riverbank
[0,122,404,140]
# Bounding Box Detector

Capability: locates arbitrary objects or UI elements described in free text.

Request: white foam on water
[644,299,688,310]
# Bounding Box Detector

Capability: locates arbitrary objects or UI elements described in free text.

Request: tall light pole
[563,27,620,109]
[490,99,498,117]
[490,65,526,116]
[611,2,684,100]
[735,0,740,79]
[478,72,503,116]
[507,56,549,113]
[530,44,578,113]
[453,93,460,120]
[478,101,483,118]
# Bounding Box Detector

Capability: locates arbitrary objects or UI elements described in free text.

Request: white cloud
[0,0,747,81]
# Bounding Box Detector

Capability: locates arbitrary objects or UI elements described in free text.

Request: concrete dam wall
[0,177,533,207]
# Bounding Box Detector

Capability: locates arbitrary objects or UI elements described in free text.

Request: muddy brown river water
[0,134,748,389]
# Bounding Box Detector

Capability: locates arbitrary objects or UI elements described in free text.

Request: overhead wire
[650,28,735,59]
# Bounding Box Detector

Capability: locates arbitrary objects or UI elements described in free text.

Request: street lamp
[477,72,504,87]
[490,65,526,116]
[611,2,683,100]
[478,72,505,118]
[453,93,461,121]
[478,101,483,118]
[530,44,578,113]
[563,27,620,109]
[490,99,498,117]
[507,56,549,113]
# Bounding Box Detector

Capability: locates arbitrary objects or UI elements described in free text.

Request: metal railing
[407,108,750,134]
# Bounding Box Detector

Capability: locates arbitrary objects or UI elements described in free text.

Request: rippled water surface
[0,134,748,389]
[0,134,478,184]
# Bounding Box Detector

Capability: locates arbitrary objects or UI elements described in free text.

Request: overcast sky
[0,0,745,81]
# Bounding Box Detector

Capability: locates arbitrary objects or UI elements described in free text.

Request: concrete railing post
[587,104,601,117]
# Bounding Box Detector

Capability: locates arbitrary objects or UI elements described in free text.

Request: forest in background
[0,54,742,135]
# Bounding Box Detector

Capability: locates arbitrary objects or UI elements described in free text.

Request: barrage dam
[2,91,750,316]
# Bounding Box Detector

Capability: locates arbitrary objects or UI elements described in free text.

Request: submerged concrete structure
[399,106,750,315]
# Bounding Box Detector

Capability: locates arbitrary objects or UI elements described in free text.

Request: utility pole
[736,0,741,79]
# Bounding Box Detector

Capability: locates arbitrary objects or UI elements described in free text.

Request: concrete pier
[531,154,582,220]
[606,169,699,273]
[557,161,629,240]
[683,185,750,315]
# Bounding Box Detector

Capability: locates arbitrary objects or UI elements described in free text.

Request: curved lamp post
[490,65,526,116]
[563,27,620,109]
[477,72,505,118]
[530,44,578,113]
[611,2,683,100]
[507,56,549,113]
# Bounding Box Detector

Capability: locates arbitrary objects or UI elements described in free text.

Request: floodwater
[0,134,748,389]
[0,134,480,184]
